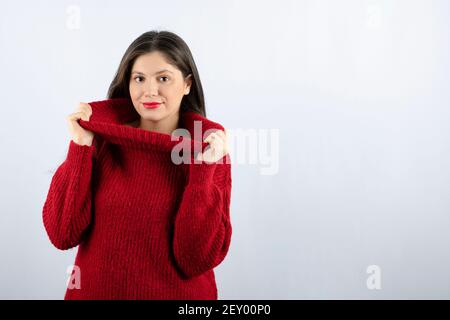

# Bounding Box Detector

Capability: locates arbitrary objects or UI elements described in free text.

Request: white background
[0,0,449,299]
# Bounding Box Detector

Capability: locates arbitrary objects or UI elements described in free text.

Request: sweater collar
[77,98,223,153]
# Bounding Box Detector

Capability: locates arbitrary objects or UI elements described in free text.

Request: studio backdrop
[0,0,449,299]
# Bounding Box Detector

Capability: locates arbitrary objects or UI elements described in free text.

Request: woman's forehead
[132,52,177,73]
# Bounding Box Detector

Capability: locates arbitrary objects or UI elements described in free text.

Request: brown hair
[107,30,206,117]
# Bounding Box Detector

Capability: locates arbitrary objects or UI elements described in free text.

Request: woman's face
[129,51,192,125]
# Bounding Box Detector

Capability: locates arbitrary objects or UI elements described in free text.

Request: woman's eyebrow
[131,69,174,75]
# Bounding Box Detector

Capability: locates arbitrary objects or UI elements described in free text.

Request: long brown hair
[107,30,206,117]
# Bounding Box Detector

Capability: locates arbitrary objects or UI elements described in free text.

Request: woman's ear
[184,74,192,95]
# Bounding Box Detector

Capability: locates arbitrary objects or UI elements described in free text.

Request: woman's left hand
[196,129,230,164]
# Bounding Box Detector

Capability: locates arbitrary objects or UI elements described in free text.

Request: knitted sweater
[42,98,232,300]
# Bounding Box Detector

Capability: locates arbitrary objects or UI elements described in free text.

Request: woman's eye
[160,76,169,82]
[135,76,144,82]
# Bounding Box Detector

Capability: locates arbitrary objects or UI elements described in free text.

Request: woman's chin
[140,112,165,122]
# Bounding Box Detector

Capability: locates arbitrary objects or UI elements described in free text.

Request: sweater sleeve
[42,139,97,250]
[172,154,232,278]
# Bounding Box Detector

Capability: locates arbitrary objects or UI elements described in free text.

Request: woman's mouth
[143,102,162,109]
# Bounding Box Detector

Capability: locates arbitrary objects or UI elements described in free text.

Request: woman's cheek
[129,85,139,100]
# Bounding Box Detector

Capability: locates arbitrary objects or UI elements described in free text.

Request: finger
[217,130,229,150]
[75,111,89,121]
[199,146,218,163]
[214,130,227,143]
[204,131,224,144]
[77,103,92,119]
[215,129,226,137]
[66,112,82,121]
[67,111,89,122]
[76,103,91,116]
[208,139,228,159]
[205,136,222,150]
[207,145,226,163]
[83,102,92,114]
[83,103,92,116]
[203,132,216,142]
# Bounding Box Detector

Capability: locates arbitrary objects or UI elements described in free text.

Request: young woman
[43,30,232,300]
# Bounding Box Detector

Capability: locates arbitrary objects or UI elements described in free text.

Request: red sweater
[42,98,232,300]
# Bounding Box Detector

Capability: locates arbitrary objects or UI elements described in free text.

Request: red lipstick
[143,102,162,109]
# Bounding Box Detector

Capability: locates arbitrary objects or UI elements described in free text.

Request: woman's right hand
[67,102,94,146]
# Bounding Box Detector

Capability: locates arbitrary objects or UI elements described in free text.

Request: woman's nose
[144,80,159,96]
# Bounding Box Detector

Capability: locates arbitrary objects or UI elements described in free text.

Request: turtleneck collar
[77,98,224,154]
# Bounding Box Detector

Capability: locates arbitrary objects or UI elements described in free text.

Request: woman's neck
[137,113,180,136]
